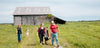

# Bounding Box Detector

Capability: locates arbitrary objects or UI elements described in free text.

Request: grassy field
[0,21,100,48]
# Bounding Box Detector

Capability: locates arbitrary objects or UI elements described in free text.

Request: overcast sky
[0,0,100,23]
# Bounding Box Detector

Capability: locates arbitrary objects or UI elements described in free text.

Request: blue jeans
[18,34,22,41]
[51,33,59,45]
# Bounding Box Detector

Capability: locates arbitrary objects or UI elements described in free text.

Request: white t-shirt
[26,30,29,35]
[41,27,44,29]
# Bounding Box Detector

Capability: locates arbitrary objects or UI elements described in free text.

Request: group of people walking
[16,21,60,47]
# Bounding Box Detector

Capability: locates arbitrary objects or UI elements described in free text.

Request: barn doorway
[54,17,66,24]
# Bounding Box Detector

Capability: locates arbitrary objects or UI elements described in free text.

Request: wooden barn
[13,7,66,25]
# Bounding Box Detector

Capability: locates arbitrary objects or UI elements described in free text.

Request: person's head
[51,21,55,25]
[26,28,28,30]
[45,27,48,30]
[18,25,21,28]
[40,23,44,27]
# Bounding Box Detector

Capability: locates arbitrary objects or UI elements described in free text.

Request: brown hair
[40,23,44,26]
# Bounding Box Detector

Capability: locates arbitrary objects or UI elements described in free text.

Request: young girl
[26,28,29,37]
[44,27,49,45]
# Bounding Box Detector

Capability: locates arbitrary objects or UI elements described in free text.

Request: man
[50,21,60,47]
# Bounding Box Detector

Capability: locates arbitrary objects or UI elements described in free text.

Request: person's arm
[56,25,60,35]
[50,29,53,33]
[43,28,45,36]
[37,32,38,36]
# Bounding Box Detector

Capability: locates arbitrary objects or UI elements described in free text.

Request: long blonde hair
[18,25,21,28]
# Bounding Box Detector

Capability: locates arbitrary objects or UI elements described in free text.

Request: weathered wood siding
[14,15,49,25]
[14,16,21,25]
[22,16,27,25]
[21,16,34,25]
[29,16,34,25]
[34,15,48,25]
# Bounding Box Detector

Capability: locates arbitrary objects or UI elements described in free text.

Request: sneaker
[45,43,48,45]
[42,43,44,45]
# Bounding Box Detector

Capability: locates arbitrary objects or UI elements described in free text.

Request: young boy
[44,27,49,45]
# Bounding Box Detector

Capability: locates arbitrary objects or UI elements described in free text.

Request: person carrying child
[44,27,49,45]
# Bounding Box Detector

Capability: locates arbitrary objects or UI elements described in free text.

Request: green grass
[0,21,100,48]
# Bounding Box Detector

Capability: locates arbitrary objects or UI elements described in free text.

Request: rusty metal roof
[13,7,51,15]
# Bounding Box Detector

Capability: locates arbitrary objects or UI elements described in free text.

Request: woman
[50,21,60,47]
[37,23,45,45]
[16,25,22,43]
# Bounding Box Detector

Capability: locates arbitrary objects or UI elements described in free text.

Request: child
[26,28,29,37]
[44,27,49,45]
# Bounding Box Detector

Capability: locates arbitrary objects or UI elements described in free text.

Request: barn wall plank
[14,16,21,25]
